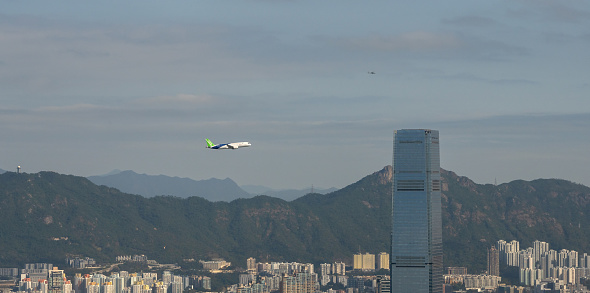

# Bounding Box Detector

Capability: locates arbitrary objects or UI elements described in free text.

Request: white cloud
[136,94,215,107]
[34,104,111,113]
[330,31,461,52]
[442,16,498,27]
[512,0,590,24]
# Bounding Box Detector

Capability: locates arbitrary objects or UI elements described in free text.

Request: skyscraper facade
[391,129,442,293]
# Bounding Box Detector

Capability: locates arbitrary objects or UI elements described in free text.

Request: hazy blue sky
[1,1,589,190]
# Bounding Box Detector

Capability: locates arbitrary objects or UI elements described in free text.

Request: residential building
[463,275,501,291]
[488,246,500,276]
[279,272,317,293]
[376,253,389,270]
[353,253,375,271]
[446,267,467,275]
[48,267,65,293]
[247,258,257,274]
[333,262,346,276]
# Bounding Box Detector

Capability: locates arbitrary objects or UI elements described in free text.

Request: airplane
[206,138,251,149]
[368,71,375,74]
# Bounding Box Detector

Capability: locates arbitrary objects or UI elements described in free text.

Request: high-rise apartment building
[376,276,390,293]
[162,271,172,285]
[533,240,550,265]
[332,262,346,275]
[102,282,114,293]
[353,253,375,271]
[506,240,520,266]
[247,258,257,274]
[87,282,100,293]
[49,267,65,293]
[488,247,500,276]
[279,272,317,293]
[377,252,390,270]
[202,276,211,290]
[391,129,442,293]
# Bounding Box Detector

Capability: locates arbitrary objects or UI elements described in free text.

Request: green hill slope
[1,168,590,273]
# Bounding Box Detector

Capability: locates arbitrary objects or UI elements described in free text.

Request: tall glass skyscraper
[391,129,442,293]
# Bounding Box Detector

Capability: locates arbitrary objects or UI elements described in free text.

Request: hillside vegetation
[1,168,589,273]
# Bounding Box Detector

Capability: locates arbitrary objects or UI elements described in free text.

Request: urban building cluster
[199,261,231,272]
[351,253,389,272]
[443,266,505,292]
[495,240,590,292]
[0,258,393,293]
[114,256,157,265]
[441,240,590,292]
[65,258,96,270]
[238,258,390,293]
[0,263,210,293]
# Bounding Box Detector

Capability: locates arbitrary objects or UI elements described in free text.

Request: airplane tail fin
[206,138,215,148]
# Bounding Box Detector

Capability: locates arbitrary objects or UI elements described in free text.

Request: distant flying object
[206,138,251,149]
[368,71,375,74]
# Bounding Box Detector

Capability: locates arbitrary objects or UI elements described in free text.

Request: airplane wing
[228,143,239,149]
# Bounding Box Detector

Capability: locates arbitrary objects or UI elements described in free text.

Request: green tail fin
[206,139,215,148]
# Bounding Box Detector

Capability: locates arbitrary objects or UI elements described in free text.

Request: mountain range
[1,167,590,274]
[87,170,251,202]
[240,185,338,202]
[87,170,336,202]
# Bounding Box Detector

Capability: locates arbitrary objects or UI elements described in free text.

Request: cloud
[329,31,461,52]
[319,30,529,62]
[0,15,297,98]
[507,1,590,24]
[436,112,590,185]
[136,94,215,107]
[440,112,590,146]
[35,104,111,113]
[442,16,498,27]
[440,73,536,85]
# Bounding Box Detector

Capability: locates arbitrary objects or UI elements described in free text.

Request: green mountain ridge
[1,167,589,274]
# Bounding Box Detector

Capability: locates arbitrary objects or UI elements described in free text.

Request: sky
[1,0,589,190]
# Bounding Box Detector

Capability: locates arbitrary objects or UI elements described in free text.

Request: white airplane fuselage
[209,142,251,149]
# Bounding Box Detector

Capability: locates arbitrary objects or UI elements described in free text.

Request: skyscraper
[391,129,442,293]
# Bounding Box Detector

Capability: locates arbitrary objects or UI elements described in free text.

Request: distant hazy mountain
[88,170,251,202]
[241,185,339,201]
[0,168,6,174]
[102,169,123,176]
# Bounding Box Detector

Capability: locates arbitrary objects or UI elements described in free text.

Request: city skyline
[1,1,590,190]
[5,237,590,292]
